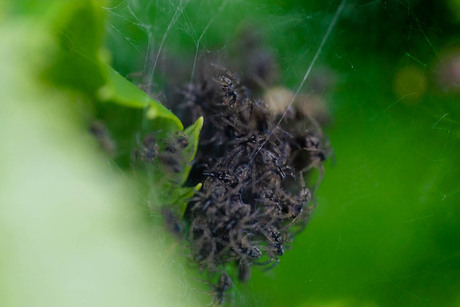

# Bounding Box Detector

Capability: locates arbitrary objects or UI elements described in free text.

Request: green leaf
[42,0,183,132]
[144,117,203,213]
[181,116,204,184]
[99,67,183,131]
[45,1,108,94]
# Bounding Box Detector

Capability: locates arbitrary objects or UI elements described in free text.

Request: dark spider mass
[169,60,328,304]
[113,32,331,305]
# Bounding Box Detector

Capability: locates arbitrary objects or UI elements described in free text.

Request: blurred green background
[2,0,459,306]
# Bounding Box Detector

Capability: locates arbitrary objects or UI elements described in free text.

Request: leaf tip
[196,116,204,130]
[97,85,112,101]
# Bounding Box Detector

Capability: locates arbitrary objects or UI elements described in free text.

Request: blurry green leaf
[0,6,207,307]
[447,0,460,21]
[45,1,108,94]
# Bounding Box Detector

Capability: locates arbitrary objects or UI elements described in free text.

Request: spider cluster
[173,63,328,304]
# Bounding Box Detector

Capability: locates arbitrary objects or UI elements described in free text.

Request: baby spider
[238,257,251,283]
[161,207,185,240]
[140,134,158,163]
[213,272,232,306]
[88,120,116,154]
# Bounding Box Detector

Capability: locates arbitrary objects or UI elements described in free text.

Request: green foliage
[0,1,206,306]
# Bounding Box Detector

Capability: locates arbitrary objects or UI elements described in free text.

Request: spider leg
[263,258,280,271]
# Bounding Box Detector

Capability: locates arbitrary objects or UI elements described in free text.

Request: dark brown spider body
[157,152,183,173]
[161,208,185,239]
[238,258,251,283]
[214,272,232,305]
[89,121,116,154]
[141,134,158,163]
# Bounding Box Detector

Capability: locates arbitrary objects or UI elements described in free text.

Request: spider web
[102,0,460,306]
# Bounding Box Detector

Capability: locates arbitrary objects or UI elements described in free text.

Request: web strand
[147,0,190,87]
[247,0,346,167]
[191,0,229,81]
